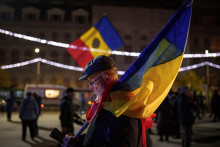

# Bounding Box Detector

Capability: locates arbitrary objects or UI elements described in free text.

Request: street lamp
[204,50,210,106]
[35,48,40,53]
[35,48,40,85]
[205,49,209,54]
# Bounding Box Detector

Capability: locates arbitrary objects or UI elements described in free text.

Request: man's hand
[62,134,79,147]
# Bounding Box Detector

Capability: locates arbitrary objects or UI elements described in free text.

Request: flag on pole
[100,0,193,119]
[67,16,124,68]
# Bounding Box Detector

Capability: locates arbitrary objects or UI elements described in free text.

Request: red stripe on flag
[67,38,94,68]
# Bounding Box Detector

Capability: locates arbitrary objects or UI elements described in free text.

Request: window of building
[0,49,6,64]
[52,32,58,41]
[71,9,89,24]
[63,51,71,65]
[47,8,65,22]
[11,49,19,63]
[50,14,62,21]
[21,6,40,21]
[125,35,132,40]
[0,12,11,21]
[24,49,33,60]
[50,50,58,62]
[0,5,14,21]
[124,45,132,64]
[25,13,37,21]
[64,33,71,42]
[75,15,86,24]
[40,50,46,58]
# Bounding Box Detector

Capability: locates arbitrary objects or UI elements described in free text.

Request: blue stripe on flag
[111,0,192,92]
[94,16,124,50]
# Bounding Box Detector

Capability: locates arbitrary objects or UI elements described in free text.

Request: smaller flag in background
[67,16,124,68]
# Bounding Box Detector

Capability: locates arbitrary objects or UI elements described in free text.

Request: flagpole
[74,121,89,138]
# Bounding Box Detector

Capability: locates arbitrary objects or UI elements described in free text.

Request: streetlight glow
[35,48,40,53]
[205,50,209,54]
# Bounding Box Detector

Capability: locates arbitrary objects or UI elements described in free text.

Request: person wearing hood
[19,92,39,141]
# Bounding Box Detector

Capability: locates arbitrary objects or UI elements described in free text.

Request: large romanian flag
[67,16,124,68]
[100,0,193,118]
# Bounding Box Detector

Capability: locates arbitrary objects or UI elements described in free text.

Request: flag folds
[67,16,124,68]
[101,0,193,118]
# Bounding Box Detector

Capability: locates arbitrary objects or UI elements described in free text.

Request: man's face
[88,73,106,98]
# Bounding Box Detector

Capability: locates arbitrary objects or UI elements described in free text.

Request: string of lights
[1,28,219,58]
[1,58,219,75]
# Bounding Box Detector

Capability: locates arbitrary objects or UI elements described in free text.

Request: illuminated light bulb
[205,50,209,54]
[35,48,40,53]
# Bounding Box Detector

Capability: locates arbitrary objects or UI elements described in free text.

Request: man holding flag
[62,0,193,146]
[64,55,143,146]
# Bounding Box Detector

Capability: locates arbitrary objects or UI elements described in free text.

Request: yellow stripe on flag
[80,27,112,57]
[106,54,184,118]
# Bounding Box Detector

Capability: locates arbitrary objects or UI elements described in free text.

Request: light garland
[1,58,83,72]
[179,62,220,72]
[0,28,219,58]
[1,58,220,75]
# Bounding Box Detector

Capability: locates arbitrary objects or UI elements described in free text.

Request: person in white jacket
[19,92,39,141]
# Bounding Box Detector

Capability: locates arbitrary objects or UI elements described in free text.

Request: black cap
[79,55,115,80]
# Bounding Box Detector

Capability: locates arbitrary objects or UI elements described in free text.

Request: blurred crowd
[154,86,220,147]
[1,86,219,147]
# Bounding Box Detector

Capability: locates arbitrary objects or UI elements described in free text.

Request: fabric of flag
[101,0,193,119]
[67,16,124,68]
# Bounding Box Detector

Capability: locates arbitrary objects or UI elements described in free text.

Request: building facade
[0,0,219,89]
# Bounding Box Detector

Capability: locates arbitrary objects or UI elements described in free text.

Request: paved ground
[0,111,219,147]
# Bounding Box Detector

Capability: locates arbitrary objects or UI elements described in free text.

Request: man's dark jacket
[177,94,195,127]
[81,109,142,147]
[60,96,74,127]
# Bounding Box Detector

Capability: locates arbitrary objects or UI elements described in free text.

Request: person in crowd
[197,92,205,117]
[211,89,220,122]
[146,129,153,147]
[33,93,42,137]
[63,55,143,147]
[59,87,75,135]
[79,93,86,114]
[19,92,39,141]
[5,91,15,121]
[156,95,172,142]
[178,86,195,147]
[170,89,181,138]
[192,91,202,120]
